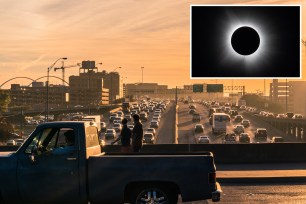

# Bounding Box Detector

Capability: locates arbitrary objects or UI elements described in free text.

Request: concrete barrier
[3,143,306,163]
[101,143,306,164]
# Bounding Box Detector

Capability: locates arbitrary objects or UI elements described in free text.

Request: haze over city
[0,0,305,93]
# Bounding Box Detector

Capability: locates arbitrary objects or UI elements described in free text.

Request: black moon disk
[231,26,260,56]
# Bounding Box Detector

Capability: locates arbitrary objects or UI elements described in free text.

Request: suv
[241,119,250,128]
[255,128,268,140]
[234,125,244,134]
[192,113,201,122]
[194,124,204,133]
[239,133,250,143]
[234,115,243,122]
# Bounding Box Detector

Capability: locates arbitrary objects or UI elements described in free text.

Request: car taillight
[208,172,216,184]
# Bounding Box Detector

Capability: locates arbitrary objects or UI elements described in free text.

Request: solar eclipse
[191,5,301,78]
[231,26,260,56]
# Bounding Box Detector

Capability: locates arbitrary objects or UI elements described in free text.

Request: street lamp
[45,57,67,121]
[141,67,144,83]
[110,66,121,104]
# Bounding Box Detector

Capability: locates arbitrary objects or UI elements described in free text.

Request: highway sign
[193,84,203,93]
[207,84,223,92]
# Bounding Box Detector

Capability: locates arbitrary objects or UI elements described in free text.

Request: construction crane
[54,61,81,86]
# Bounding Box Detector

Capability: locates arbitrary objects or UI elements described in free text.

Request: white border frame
[190,4,302,79]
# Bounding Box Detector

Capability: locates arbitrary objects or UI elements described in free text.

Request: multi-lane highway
[177,101,297,144]
[103,100,299,146]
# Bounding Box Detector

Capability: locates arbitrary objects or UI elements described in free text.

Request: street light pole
[141,67,144,84]
[46,57,67,122]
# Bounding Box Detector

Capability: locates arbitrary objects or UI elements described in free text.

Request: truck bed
[87,152,216,203]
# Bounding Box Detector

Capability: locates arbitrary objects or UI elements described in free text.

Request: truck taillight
[208,172,216,184]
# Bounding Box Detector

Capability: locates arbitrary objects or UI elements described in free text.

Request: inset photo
[190,5,301,78]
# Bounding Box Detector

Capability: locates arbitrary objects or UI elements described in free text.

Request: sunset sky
[0,0,305,95]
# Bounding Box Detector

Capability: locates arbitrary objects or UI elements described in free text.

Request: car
[223,133,236,144]
[74,105,84,108]
[146,128,156,136]
[130,110,138,116]
[239,105,246,110]
[124,115,132,121]
[189,109,196,115]
[127,124,134,131]
[194,124,204,133]
[104,129,116,140]
[113,119,121,125]
[255,128,268,140]
[152,116,160,122]
[224,107,231,114]
[100,122,107,131]
[139,112,148,122]
[270,136,284,143]
[109,113,118,122]
[292,114,303,119]
[239,133,250,143]
[6,140,16,146]
[285,112,294,119]
[234,125,244,134]
[234,115,243,122]
[192,113,201,122]
[113,123,122,132]
[241,119,250,128]
[229,110,238,118]
[15,139,24,146]
[276,114,287,118]
[116,111,124,117]
[189,104,196,109]
[143,133,155,144]
[198,136,210,144]
[150,121,159,128]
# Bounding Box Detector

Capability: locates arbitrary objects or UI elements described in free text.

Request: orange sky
[0,0,305,94]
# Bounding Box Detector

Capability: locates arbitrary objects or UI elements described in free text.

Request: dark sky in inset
[191,6,300,78]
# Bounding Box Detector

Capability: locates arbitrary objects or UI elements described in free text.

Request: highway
[177,101,299,144]
[102,100,300,146]
[179,182,306,203]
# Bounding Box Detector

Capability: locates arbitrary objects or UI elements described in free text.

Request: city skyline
[0,0,305,93]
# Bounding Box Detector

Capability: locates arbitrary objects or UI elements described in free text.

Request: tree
[241,94,284,113]
[0,90,10,113]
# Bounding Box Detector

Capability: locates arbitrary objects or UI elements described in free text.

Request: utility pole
[141,67,144,84]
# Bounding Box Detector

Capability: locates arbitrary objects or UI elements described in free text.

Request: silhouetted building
[9,83,69,111]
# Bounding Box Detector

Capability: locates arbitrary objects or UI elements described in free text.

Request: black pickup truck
[0,121,221,204]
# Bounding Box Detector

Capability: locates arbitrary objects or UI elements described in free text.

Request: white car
[143,133,155,144]
[198,136,210,144]
[6,140,16,146]
[150,121,159,128]
[146,128,156,136]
